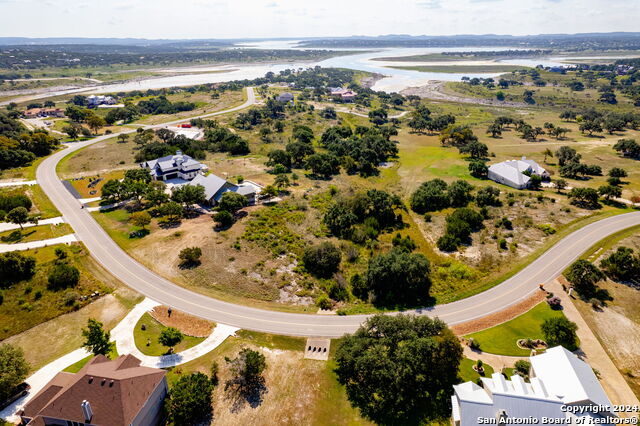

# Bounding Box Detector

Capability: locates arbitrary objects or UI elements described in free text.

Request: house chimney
[81,400,93,422]
[176,150,182,156]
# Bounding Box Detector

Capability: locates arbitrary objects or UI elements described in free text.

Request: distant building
[488,156,548,189]
[22,108,64,119]
[188,173,257,206]
[276,92,294,103]
[19,354,167,426]
[87,95,116,107]
[141,150,207,181]
[330,88,357,102]
[452,347,615,426]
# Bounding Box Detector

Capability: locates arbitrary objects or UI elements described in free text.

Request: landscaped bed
[458,357,495,383]
[134,312,206,356]
[464,302,565,356]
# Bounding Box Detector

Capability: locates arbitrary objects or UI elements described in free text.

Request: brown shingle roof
[21,355,166,426]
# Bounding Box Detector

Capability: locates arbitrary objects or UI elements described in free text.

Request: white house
[452,346,616,426]
[87,95,116,107]
[488,156,549,190]
[141,151,207,181]
[187,173,257,206]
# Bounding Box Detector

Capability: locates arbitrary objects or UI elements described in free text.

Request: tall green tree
[166,373,214,425]
[0,343,30,402]
[6,207,29,230]
[334,315,463,425]
[82,318,114,356]
[565,259,604,298]
[159,327,183,350]
[541,317,579,351]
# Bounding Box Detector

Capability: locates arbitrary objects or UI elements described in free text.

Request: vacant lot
[572,230,640,398]
[0,184,61,218]
[0,243,115,341]
[165,330,371,426]
[58,137,135,178]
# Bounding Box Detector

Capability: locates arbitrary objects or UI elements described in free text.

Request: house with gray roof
[276,92,294,103]
[187,173,257,206]
[452,346,615,426]
[141,150,206,181]
[488,156,548,190]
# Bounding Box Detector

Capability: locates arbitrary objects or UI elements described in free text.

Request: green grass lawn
[458,357,495,383]
[465,302,566,356]
[0,223,73,244]
[63,345,119,373]
[134,312,205,356]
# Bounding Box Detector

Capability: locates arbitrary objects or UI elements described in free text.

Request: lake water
[90,44,563,94]
[2,41,633,104]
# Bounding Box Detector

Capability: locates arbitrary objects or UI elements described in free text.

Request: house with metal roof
[187,173,257,206]
[141,150,206,181]
[19,354,167,426]
[488,156,548,189]
[452,346,615,426]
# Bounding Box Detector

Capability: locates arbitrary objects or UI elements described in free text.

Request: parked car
[0,382,30,410]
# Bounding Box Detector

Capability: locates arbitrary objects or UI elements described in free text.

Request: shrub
[213,210,234,228]
[541,316,579,351]
[316,294,333,310]
[514,360,531,376]
[437,233,460,252]
[546,296,562,309]
[47,263,80,290]
[302,242,341,278]
[0,252,36,287]
[178,247,202,268]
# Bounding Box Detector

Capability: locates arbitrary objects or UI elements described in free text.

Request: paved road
[36,87,640,337]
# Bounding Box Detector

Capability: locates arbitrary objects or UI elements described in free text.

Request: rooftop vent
[81,400,93,423]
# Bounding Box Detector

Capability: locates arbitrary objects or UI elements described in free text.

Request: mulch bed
[451,289,548,336]
[149,305,215,338]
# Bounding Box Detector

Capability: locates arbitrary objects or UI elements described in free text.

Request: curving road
[36,87,640,337]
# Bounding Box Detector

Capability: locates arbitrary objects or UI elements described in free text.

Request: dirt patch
[149,305,214,337]
[451,289,547,335]
[401,81,528,107]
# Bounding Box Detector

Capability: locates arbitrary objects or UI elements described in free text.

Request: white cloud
[0,0,636,38]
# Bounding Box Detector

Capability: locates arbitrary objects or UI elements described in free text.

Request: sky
[0,0,638,39]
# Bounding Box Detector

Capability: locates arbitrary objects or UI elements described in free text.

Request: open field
[571,229,640,398]
[465,302,566,356]
[133,89,245,125]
